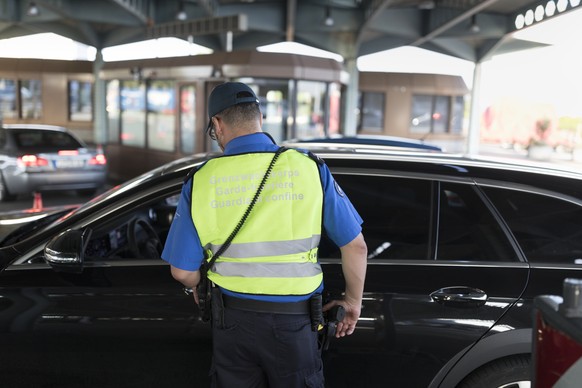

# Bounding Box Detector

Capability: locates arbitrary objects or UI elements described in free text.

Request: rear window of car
[483,187,582,265]
[12,129,83,151]
[332,174,517,262]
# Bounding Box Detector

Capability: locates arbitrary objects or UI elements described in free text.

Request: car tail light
[89,154,107,165]
[18,154,49,167]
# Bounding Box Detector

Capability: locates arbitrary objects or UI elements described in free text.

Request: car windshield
[0,208,75,246]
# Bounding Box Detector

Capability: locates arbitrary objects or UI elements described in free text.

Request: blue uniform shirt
[161,132,363,302]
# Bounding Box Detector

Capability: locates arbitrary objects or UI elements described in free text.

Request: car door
[0,189,210,388]
[319,170,529,388]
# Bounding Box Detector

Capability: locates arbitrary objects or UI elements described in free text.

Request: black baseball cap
[206,82,260,133]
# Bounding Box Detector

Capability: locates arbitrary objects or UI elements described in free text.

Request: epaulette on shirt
[297,149,324,166]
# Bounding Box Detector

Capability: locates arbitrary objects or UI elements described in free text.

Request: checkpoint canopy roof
[0,0,580,63]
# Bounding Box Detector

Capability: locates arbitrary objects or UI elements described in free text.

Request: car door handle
[430,286,488,308]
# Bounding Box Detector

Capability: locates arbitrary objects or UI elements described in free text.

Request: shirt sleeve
[319,163,363,247]
[160,178,205,271]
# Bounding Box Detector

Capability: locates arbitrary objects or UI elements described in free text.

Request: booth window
[20,79,42,119]
[358,91,385,133]
[120,80,146,148]
[296,80,326,139]
[410,94,464,134]
[0,78,17,119]
[69,80,93,122]
[147,80,175,152]
[106,80,121,144]
[179,85,196,154]
[328,82,341,136]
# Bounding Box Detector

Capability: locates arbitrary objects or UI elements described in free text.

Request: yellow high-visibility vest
[191,149,323,296]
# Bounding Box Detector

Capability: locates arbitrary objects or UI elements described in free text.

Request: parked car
[1,145,582,387]
[284,134,443,151]
[0,124,107,201]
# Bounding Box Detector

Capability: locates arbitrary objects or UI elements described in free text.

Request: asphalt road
[0,187,108,213]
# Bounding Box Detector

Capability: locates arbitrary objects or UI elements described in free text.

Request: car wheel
[457,355,530,388]
[0,175,16,202]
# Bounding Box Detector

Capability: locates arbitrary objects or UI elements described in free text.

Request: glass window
[264,89,285,142]
[14,129,83,151]
[0,79,17,119]
[437,183,517,261]
[328,83,341,136]
[331,174,432,260]
[20,80,42,119]
[69,80,93,122]
[120,80,146,148]
[296,81,326,138]
[106,80,120,144]
[147,80,175,152]
[359,91,384,133]
[432,96,450,134]
[483,187,582,264]
[451,96,465,134]
[410,95,461,134]
[410,95,432,134]
[180,85,196,154]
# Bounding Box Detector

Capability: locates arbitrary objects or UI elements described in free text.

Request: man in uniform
[162,81,367,388]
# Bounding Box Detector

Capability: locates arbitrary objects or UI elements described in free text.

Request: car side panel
[0,262,210,387]
[321,260,529,387]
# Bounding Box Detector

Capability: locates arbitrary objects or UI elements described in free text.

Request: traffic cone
[32,192,43,210]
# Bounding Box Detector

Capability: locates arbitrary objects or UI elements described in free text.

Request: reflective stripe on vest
[191,149,323,296]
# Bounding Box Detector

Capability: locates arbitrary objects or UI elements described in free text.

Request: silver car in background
[0,124,107,201]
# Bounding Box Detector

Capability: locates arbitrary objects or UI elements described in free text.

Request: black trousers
[210,307,324,388]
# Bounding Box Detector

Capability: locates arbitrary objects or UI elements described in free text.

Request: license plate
[54,159,85,169]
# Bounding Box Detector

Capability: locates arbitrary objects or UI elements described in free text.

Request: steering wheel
[127,217,163,260]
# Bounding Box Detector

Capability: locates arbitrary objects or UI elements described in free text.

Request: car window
[13,129,83,151]
[437,182,518,262]
[83,193,178,262]
[333,174,432,260]
[483,187,582,264]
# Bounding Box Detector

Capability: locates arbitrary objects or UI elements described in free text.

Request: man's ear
[213,117,222,136]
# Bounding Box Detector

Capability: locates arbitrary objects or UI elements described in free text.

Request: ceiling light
[470,15,480,33]
[176,2,187,21]
[324,6,334,26]
[27,2,39,16]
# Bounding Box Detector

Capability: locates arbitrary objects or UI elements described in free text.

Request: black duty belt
[222,294,310,315]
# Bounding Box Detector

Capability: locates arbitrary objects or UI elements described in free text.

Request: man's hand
[324,232,367,339]
[323,296,361,338]
[171,265,201,305]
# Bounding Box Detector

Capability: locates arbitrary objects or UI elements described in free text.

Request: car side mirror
[44,228,92,273]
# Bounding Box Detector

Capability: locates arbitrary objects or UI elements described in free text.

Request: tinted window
[438,183,517,261]
[333,174,432,260]
[483,187,582,264]
[13,129,83,151]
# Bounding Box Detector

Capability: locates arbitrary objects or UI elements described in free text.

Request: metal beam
[410,0,501,47]
[286,0,296,42]
[109,0,149,24]
[147,14,248,39]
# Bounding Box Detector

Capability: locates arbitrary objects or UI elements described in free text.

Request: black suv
[1,146,581,387]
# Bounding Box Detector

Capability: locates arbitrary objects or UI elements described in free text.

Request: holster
[197,264,212,322]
